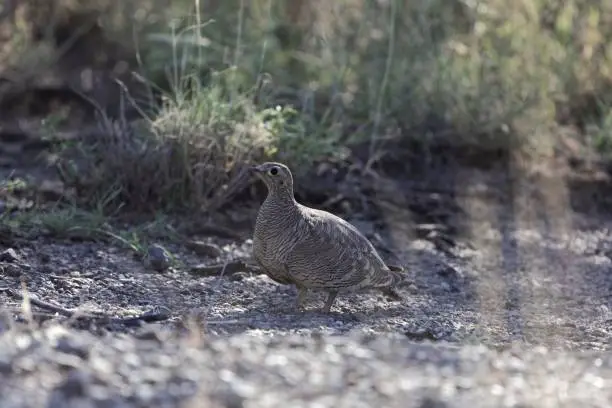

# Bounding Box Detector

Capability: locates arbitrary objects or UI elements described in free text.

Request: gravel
[1,325,611,408]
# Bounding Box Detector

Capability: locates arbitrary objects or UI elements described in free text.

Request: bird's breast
[252,209,298,280]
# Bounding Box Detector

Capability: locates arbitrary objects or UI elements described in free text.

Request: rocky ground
[1,6,611,405]
[0,164,612,407]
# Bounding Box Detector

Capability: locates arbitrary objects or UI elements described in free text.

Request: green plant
[259,105,346,168]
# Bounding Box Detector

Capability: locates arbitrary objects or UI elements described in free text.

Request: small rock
[90,390,129,408]
[437,265,461,278]
[212,385,247,408]
[0,311,12,334]
[39,252,52,263]
[133,327,166,343]
[39,264,53,274]
[54,352,84,370]
[55,336,90,360]
[186,240,223,258]
[419,396,449,408]
[229,271,248,282]
[0,157,17,168]
[53,369,91,398]
[404,328,438,342]
[0,262,21,277]
[39,179,70,201]
[409,239,436,252]
[146,244,172,272]
[415,223,448,235]
[0,248,19,262]
[0,355,12,374]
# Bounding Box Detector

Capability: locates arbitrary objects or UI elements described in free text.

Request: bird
[250,161,407,313]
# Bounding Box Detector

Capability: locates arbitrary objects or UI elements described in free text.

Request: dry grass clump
[56,71,276,213]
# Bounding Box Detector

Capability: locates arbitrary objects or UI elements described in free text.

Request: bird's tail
[376,264,411,300]
[370,264,407,288]
[387,264,404,272]
[366,260,409,296]
[388,269,406,287]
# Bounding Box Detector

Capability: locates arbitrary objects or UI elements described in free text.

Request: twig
[10,288,72,317]
[3,307,66,322]
[20,279,33,329]
[1,288,171,327]
[186,223,244,240]
[202,259,230,332]
[189,259,260,277]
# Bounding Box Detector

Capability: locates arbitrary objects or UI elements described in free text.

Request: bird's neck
[263,188,298,211]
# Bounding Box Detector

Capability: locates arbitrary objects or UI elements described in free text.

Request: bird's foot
[294,287,309,312]
[320,290,339,313]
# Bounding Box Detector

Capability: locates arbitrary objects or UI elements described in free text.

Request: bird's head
[250,162,295,197]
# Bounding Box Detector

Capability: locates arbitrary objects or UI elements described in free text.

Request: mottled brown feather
[251,162,407,312]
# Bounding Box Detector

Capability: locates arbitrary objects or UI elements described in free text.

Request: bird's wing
[283,207,388,289]
[254,251,294,285]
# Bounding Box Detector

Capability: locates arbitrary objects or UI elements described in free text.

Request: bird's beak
[249,164,264,173]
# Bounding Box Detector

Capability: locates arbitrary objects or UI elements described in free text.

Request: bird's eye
[269,167,279,176]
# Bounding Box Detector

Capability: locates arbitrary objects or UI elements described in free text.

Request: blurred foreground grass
[1,0,612,213]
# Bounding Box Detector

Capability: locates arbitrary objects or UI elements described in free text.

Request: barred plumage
[251,162,407,313]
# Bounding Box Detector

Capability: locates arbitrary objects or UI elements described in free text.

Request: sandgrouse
[251,162,406,313]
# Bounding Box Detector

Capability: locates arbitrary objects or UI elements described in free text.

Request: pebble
[0,248,20,263]
[1,262,22,277]
[146,244,172,272]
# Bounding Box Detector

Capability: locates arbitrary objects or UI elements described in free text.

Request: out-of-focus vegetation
[2,0,612,212]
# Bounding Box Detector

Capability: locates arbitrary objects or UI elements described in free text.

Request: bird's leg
[295,286,308,311]
[321,290,338,313]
